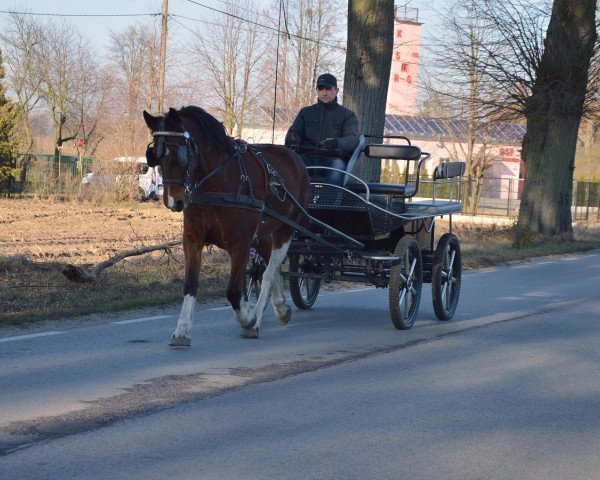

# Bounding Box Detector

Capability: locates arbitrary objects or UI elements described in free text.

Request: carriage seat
[404,161,466,216]
[434,161,466,180]
[345,182,416,197]
[345,143,423,198]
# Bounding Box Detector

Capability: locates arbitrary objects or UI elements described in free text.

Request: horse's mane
[178,106,235,155]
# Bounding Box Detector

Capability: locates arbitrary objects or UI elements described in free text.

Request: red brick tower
[386,5,422,115]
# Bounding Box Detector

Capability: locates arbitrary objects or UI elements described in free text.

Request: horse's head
[143,108,196,212]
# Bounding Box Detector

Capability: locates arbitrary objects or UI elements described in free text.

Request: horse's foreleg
[170,245,202,347]
[228,248,256,331]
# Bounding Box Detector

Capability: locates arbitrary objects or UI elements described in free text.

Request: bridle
[146,120,281,210]
[146,127,197,186]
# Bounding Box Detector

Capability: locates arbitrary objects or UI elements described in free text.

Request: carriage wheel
[389,236,423,330]
[244,249,268,311]
[288,253,321,309]
[432,233,462,321]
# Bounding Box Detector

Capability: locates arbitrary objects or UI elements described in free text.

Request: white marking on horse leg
[254,240,291,327]
[271,264,291,324]
[173,294,195,339]
[235,296,256,328]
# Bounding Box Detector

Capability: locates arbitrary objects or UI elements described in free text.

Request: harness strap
[188,149,239,193]
[185,190,362,253]
[186,192,265,211]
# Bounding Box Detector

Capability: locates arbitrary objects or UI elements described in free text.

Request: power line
[1,5,344,52]
[0,10,159,18]
[182,0,344,50]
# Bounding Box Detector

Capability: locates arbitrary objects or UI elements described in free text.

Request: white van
[81,156,163,201]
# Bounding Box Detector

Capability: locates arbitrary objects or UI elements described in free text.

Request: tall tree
[343,0,394,182]
[0,49,21,181]
[426,0,598,235]
[517,0,597,239]
[191,0,268,137]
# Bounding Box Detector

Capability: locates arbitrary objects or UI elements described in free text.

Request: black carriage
[247,135,465,330]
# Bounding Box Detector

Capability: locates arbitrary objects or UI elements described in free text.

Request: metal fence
[0,154,93,196]
[572,180,600,221]
[2,158,599,222]
[463,176,600,221]
[418,176,600,221]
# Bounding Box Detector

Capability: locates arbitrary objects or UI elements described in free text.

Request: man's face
[317,85,338,103]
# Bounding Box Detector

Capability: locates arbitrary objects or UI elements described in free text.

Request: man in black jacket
[285,73,359,185]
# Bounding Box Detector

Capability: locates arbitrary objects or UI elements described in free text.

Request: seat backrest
[363,144,422,161]
[342,134,365,186]
[434,161,465,180]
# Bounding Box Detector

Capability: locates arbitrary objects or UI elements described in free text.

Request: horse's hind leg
[268,234,293,324]
[170,242,202,347]
[239,237,292,337]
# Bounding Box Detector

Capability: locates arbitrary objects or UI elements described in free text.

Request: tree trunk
[343,0,394,182]
[517,0,597,240]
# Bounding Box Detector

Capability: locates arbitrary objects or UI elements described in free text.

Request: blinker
[177,145,189,168]
[146,143,159,167]
[149,130,193,170]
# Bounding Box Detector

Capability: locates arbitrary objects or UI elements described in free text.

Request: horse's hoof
[169,335,191,347]
[239,326,260,339]
[275,306,292,325]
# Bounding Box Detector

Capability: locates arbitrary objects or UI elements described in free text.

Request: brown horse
[143,106,310,345]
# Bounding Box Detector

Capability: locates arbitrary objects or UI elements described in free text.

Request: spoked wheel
[431,233,462,320]
[389,236,423,330]
[288,253,321,309]
[244,249,268,311]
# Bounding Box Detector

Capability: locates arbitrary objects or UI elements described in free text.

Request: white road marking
[0,331,65,343]
[0,288,377,342]
[112,315,172,325]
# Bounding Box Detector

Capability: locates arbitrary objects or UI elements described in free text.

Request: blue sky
[1,0,449,54]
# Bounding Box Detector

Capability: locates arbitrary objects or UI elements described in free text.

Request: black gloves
[286,133,301,147]
[320,138,339,152]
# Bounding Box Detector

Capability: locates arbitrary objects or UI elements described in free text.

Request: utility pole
[157,0,168,114]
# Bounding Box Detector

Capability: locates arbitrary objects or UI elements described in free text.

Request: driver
[285,73,359,186]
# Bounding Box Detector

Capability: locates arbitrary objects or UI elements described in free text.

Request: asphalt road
[1,250,599,479]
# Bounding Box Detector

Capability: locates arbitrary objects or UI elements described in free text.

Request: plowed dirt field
[0,198,183,264]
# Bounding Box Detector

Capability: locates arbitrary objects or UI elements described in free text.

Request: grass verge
[1,222,599,328]
[0,249,229,327]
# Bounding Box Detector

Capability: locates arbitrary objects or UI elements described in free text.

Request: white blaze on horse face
[166,187,177,209]
[174,294,195,339]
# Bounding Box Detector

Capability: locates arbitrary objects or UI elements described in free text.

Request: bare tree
[424,0,504,212]
[517,0,597,238]
[189,0,268,137]
[467,0,597,236]
[108,25,160,149]
[343,0,395,182]
[0,12,44,153]
[426,0,598,236]
[267,0,344,111]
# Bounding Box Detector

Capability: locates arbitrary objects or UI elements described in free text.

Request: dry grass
[1,198,599,327]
